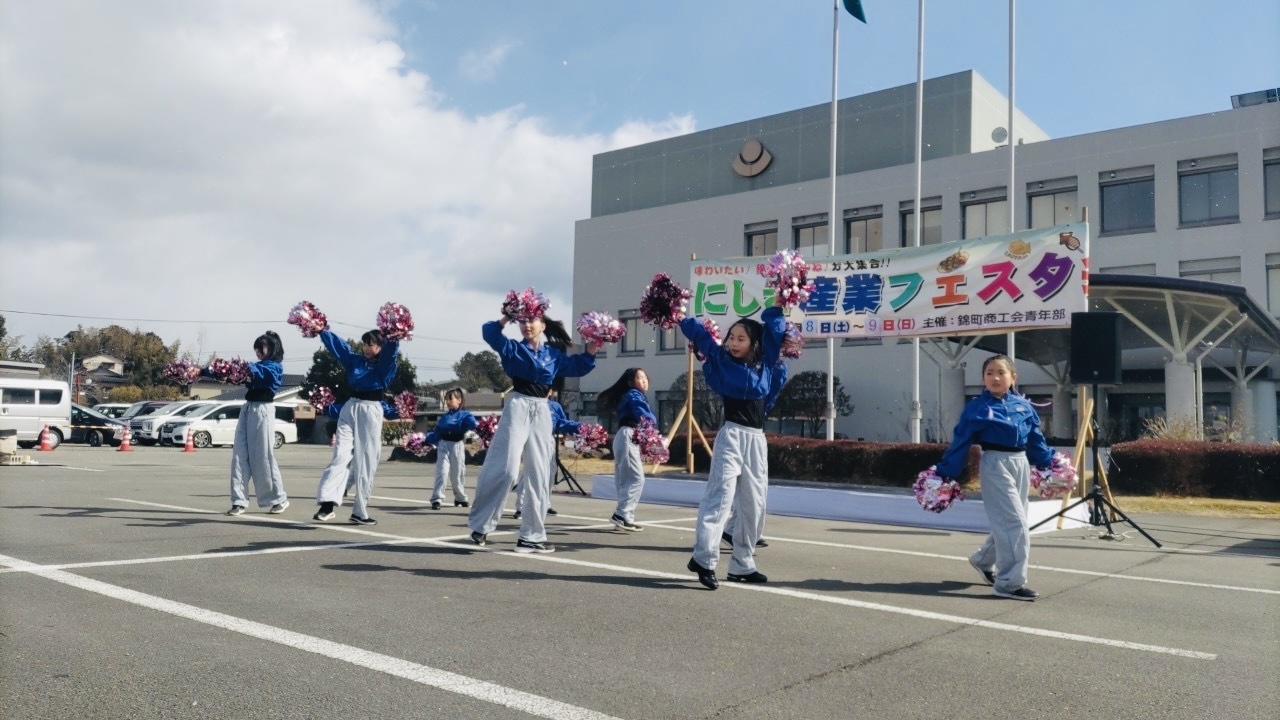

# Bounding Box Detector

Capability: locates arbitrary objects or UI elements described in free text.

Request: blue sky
[0,0,1276,381]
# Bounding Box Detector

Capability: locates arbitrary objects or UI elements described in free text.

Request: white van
[0,378,73,449]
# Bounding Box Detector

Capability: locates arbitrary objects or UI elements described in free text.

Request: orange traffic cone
[182,427,196,453]
[117,426,133,452]
[38,425,54,451]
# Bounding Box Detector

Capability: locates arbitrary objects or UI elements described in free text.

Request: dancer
[935,354,1052,601]
[319,399,397,499]
[512,380,578,520]
[680,302,787,590]
[466,313,597,553]
[313,328,400,525]
[219,331,289,516]
[595,368,656,531]
[428,388,478,510]
[721,369,786,547]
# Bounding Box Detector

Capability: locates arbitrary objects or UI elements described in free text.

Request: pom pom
[162,358,201,386]
[309,386,335,413]
[1032,451,1078,499]
[501,288,551,323]
[913,465,964,513]
[474,415,500,450]
[576,311,626,345]
[688,317,721,360]
[393,390,417,421]
[400,432,434,458]
[631,418,669,464]
[206,357,251,385]
[781,323,804,359]
[639,273,691,330]
[287,301,328,338]
[572,423,610,456]
[759,249,816,308]
[376,302,414,342]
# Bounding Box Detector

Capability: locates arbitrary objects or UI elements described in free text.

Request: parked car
[0,377,72,449]
[161,401,297,449]
[92,403,132,419]
[70,403,127,447]
[131,400,214,445]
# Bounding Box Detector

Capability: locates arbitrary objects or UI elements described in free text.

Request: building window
[844,206,884,253]
[1099,263,1157,276]
[657,325,682,354]
[961,196,1009,239]
[1179,257,1241,285]
[1263,152,1280,218]
[792,214,830,257]
[1100,172,1155,235]
[1178,157,1239,227]
[618,310,643,355]
[745,221,778,256]
[1027,183,1079,229]
[1267,253,1280,316]
[900,198,942,246]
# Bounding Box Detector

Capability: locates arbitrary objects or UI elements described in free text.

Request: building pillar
[1164,359,1196,428]
[1230,380,1253,442]
[939,365,965,442]
[1051,383,1074,439]
[1252,380,1278,444]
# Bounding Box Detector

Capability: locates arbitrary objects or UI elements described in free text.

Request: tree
[667,370,723,431]
[0,314,19,360]
[303,338,418,403]
[771,371,853,438]
[453,351,509,392]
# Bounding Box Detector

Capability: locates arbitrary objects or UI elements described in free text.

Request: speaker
[1069,312,1122,385]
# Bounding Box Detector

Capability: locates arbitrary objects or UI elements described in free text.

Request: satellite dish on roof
[991,127,1008,143]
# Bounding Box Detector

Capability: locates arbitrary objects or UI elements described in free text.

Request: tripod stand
[552,436,587,496]
[1030,383,1161,547]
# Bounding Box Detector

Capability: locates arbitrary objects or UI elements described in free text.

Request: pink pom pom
[639,273,691,330]
[163,358,201,386]
[401,432,434,457]
[572,423,610,456]
[376,302,414,342]
[688,317,721,360]
[501,288,551,323]
[576,311,626,345]
[287,301,328,338]
[309,386,335,413]
[475,415,500,450]
[206,357,251,385]
[913,465,964,513]
[631,418,669,464]
[1032,451,1078,499]
[781,323,804,359]
[759,250,817,308]
[393,390,417,421]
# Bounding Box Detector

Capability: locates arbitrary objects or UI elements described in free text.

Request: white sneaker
[269,500,290,514]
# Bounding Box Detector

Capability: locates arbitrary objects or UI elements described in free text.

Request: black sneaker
[469,531,487,546]
[512,510,522,520]
[313,502,336,522]
[431,500,441,510]
[755,538,769,548]
[611,513,628,530]
[620,518,642,532]
[994,586,1039,601]
[348,515,377,526]
[721,531,768,548]
[687,558,718,590]
[454,500,469,507]
[969,557,995,586]
[514,538,555,554]
[225,506,246,517]
[546,507,558,516]
[726,570,768,584]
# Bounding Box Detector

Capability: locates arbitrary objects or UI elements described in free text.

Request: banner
[690,222,1089,340]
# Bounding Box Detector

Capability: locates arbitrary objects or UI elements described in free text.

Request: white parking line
[0,552,623,720]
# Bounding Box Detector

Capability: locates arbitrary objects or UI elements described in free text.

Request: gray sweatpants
[468,394,553,543]
[692,422,767,574]
[612,426,646,522]
[432,440,469,503]
[229,401,287,508]
[316,399,383,519]
[971,450,1032,592]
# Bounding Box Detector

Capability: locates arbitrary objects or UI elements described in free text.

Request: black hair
[444,387,466,405]
[982,354,1015,374]
[596,368,645,416]
[727,317,764,367]
[254,330,284,362]
[541,316,574,352]
[361,329,385,347]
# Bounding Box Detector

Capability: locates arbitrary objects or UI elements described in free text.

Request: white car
[161,401,297,449]
[131,400,215,445]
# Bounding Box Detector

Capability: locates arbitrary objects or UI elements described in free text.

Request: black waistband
[439,433,467,442]
[245,388,275,403]
[980,442,1025,453]
[351,390,384,401]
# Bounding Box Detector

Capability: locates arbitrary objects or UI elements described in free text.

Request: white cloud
[459,41,519,83]
[0,1,693,380]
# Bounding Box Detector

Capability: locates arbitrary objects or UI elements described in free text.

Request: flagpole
[1006,0,1017,367]
[910,0,925,444]
[825,0,840,441]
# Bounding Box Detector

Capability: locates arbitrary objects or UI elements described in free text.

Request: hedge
[1108,440,1280,500]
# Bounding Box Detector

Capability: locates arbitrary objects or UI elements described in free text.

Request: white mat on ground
[590,474,1089,534]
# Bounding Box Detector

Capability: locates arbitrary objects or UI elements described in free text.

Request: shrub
[1109,440,1280,499]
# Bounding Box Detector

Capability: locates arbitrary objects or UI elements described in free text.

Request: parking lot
[2,444,1278,719]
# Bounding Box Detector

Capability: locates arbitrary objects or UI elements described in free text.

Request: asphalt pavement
[2,444,1277,720]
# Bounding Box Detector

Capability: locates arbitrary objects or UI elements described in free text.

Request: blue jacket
[550,400,581,435]
[935,390,1053,479]
[764,362,788,415]
[245,359,284,393]
[430,408,478,443]
[319,329,399,393]
[482,321,595,385]
[325,400,397,420]
[616,388,656,426]
[680,306,787,401]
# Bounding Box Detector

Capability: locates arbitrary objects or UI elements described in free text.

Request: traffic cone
[38,425,54,451]
[117,426,133,452]
[182,427,196,453]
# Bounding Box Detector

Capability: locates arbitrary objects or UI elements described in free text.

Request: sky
[1,0,1276,382]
